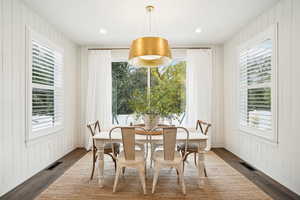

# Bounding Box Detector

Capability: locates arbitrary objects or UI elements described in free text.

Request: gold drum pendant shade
[128,37,172,67]
[128,5,172,67]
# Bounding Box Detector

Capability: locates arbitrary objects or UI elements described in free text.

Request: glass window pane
[111,60,186,125]
[32,88,54,131]
[150,60,186,124]
[246,39,272,86]
[32,42,55,86]
[247,87,271,132]
[112,62,147,124]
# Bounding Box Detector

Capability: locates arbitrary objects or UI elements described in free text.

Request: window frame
[25,27,64,142]
[111,49,187,126]
[237,24,278,142]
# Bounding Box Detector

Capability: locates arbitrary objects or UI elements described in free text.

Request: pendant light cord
[148,8,152,34]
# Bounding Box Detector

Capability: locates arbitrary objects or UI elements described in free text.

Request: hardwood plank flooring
[212,148,300,200]
[1,148,299,200]
[0,148,87,200]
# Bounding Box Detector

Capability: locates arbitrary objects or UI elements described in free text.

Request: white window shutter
[31,39,64,133]
[239,39,272,132]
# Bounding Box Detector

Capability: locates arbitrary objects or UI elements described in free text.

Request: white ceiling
[23,0,279,46]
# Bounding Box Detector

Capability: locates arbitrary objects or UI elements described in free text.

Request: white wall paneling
[79,46,88,148]
[211,46,224,147]
[0,0,80,196]
[223,0,300,195]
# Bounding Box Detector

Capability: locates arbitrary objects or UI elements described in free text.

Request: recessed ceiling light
[99,28,107,35]
[195,27,202,33]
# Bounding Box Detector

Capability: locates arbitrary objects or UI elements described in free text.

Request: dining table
[93,128,208,188]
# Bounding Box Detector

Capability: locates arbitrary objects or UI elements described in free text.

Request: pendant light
[128,5,172,67]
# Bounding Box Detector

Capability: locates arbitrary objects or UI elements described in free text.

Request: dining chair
[177,120,211,176]
[109,126,149,194]
[132,123,174,168]
[151,127,189,195]
[86,120,120,180]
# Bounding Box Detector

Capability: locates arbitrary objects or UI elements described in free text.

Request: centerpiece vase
[143,114,160,130]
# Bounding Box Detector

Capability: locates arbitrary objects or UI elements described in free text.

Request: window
[239,25,277,141]
[112,62,147,124]
[112,59,186,125]
[26,29,64,141]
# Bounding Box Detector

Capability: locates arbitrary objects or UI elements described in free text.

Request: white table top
[93,130,208,142]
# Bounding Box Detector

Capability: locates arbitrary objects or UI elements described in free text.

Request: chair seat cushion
[153,150,182,163]
[177,143,198,152]
[103,143,120,153]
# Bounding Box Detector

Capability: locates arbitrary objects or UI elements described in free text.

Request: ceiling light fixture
[128,5,172,67]
[99,28,107,35]
[195,27,202,33]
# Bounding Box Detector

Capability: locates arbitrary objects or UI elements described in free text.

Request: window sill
[25,127,64,147]
[239,126,278,145]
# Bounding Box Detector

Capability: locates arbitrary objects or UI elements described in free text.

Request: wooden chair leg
[204,167,208,177]
[90,152,96,180]
[107,153,117,172]
[181,150,186,160]
[113,166,122,193]
[138,164,147,195]
[177,163,186,195]
[182,152,193,173]
[113,159,117,172]
[183,151,192,162]
[90,161,95,180]
[113,149,118,158]
[181,149,187,173]
[112,144,119,172]
[152,164,160,194]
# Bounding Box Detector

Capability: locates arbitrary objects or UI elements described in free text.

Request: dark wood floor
[0,148,87,200]
[1,148,299,200]
[212,148,300,200]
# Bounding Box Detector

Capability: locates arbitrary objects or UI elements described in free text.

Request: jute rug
[36,151,272,200]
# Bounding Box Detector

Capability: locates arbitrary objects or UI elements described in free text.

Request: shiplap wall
[223,0,300,195]
[211,46,224,147]
[0,0,79,196]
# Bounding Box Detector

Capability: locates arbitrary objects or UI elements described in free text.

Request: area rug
[36,151,272,200]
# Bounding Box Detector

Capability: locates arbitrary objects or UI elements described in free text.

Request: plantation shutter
[32,39,63,132]
[239,39,272,132]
